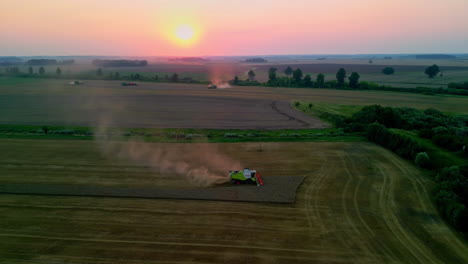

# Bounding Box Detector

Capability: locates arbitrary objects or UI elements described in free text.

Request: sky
[1,0,467,56]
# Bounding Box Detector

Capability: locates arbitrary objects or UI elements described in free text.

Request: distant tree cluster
[0,56,22,63]
[4,67,20,74]
[92,59,148,67]
[0,57,23,66]
[261,66,362,89]
[27,59,57,65]
[58,59,75,65]
[382,67,395,75]
[168,57,208,63]
[416,54,456,59]
[244,58,268,63]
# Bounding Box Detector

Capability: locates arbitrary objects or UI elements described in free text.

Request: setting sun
[170,23,200,47]
[175,25,194,41]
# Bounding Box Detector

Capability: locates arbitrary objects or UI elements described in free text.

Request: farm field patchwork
[1,139,467,263]
[1,79,467,127]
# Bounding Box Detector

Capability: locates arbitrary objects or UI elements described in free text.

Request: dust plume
[208,63,238,89]
[93,103,242,187]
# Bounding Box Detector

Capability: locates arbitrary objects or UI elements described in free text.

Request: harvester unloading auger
[229,168,264,186]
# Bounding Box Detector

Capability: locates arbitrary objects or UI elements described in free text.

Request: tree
[292,68,303,83]
[382,67,395,75]
[39,67,45,75]
[248,69,255,81]
[316,73,325,88]
[170,73,179,82]
[233,75,239,85]
[96,68,103,76]
[284,66,293,77]
[425,64,440,78]
[303,74,312,87]
[56,67,61,76]
[415,152,430,169]
[115,72,120,79]
[336,68,347,86]
[348,72,360,88]
[28,67,33,74]
[268,67,277,82]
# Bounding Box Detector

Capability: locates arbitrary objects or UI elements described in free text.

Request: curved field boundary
[271,101,310,127]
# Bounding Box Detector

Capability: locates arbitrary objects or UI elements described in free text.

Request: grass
[0,124,364,143]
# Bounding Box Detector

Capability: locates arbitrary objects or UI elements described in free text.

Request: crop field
[1,139,468,263]
[4,57,467,88]
[1,78,467,129]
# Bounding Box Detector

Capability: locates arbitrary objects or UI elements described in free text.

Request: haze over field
[1,0,468,56]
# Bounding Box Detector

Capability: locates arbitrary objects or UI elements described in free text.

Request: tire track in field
[338,154,381,262]
[382,152,468,262]
[376,164,437,264]
[303,154,328,232]
[344,147,406,263]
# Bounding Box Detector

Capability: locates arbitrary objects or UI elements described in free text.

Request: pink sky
[1,0,467,56]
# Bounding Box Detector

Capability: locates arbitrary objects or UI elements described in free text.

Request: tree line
[92,59,148,67]
[229,65,467,96]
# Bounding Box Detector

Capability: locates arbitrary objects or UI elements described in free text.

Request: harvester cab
[229,168,264,186]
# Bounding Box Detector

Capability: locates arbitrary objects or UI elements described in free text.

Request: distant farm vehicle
[69,80,84,85]
[207,84,217,89]
[121,82,138,86]
[229,168,264,186]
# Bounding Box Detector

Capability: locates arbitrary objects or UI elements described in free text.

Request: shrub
[382,67,395,75]
[224,133,238,138]
[308,103,313,109]
[418,129,433,139]
[432,126,449,136]
[415,152,430,169]
[42,126,49,134]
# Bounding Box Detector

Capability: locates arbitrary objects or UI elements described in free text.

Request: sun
[175,25,194,41]
[169,24,199,47]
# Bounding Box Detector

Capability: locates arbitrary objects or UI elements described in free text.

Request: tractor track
[270,101,310,127]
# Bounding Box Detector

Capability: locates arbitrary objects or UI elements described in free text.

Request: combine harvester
[229,168,264,186]
[121,82,138,86]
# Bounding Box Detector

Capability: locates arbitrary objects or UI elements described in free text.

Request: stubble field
[1,139,468,263]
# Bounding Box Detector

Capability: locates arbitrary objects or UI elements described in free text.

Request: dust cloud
[93,103,242,187]
[208,63,235,89]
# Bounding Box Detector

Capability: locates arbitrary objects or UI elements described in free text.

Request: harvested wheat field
[1,139,467,263]
[0,175,304,203]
